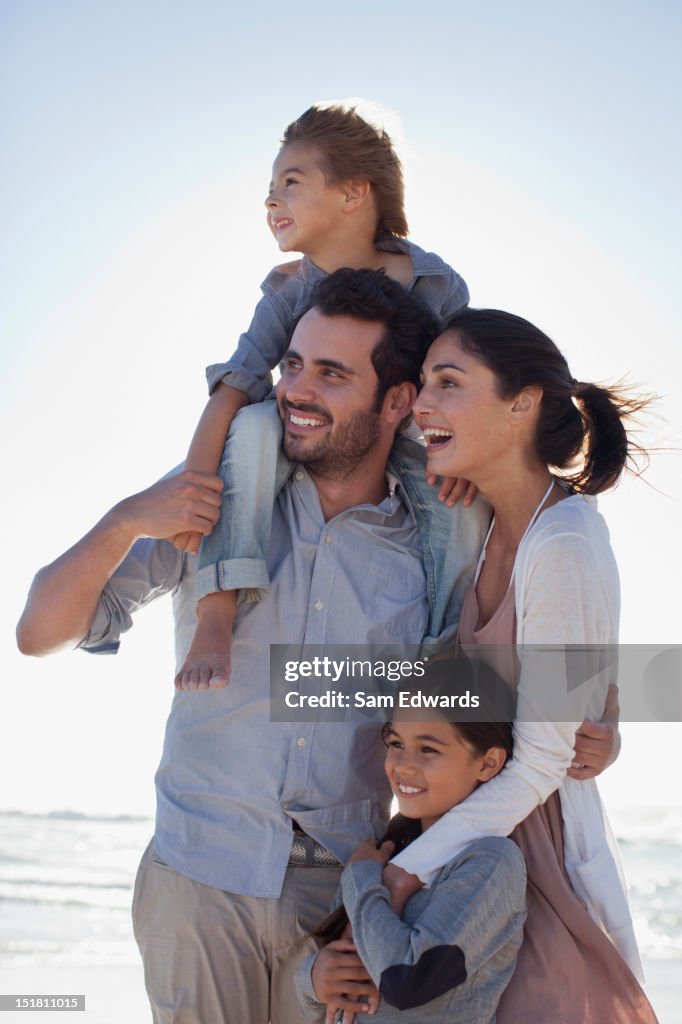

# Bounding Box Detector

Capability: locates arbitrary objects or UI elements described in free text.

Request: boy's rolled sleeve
[206,278,297,403]
[78,538,184,655]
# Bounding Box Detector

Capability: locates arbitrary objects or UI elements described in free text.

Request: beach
[0,808,680,1022]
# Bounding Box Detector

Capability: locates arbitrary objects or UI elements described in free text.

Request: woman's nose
[413,387,432,417]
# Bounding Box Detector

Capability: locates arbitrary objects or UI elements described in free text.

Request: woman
[391,309,657,1022]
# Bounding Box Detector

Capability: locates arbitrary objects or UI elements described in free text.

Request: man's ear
[510,385,543,421]
[383,381,417,425]
[343,178,372,212]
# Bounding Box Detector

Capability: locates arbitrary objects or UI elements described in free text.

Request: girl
[297,674,527,1024]
[391,309,658,1022]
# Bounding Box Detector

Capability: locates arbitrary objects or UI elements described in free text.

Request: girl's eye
[420,745,439,755]
[385,738,403,750]
[285,177,298,187]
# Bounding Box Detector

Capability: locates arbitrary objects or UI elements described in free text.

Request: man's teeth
[398,783,424,794]
[289,413,325,427]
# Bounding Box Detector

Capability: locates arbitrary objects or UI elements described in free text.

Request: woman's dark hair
[444,308,651,495]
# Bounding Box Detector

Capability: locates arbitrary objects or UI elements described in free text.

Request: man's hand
[347,839,394,867]
[567,683,621,780]
[310,939,378,1019]
[112,471,223,543]
[427,474,478,508]
[381,862,424,915]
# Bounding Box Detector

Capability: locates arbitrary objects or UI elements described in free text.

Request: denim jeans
[196,401,489,645]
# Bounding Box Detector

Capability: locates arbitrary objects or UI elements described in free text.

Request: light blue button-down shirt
[83,468,433,897]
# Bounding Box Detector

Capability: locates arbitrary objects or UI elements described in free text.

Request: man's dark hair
[309,267,440,408]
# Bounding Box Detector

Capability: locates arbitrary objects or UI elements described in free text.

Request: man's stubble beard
[283,406,382,480]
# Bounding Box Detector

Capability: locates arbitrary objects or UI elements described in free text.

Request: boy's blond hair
[281,104,408,240]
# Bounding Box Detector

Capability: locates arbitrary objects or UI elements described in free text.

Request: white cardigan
[393,495,644,981]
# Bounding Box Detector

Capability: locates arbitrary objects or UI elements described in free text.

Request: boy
[177,103,471,689]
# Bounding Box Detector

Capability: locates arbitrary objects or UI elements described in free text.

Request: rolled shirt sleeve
[78,537,184,655]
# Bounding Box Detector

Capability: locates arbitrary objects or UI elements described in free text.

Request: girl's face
[383,717,496,831]
[413,330,515,485]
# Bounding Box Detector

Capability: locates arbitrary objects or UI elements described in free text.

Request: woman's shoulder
[523,492,612,555]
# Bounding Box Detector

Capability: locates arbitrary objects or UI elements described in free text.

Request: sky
[1,0,681,818]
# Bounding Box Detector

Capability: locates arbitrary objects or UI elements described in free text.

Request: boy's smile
[266,143,351,263]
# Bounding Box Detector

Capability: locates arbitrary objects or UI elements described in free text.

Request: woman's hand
[567,683,621,780]
[427,474,479,508]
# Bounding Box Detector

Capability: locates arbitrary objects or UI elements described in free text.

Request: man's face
[276,308,386,479]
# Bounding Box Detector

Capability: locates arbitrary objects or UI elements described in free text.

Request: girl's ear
[477,747,508,783]
[343,178,372,211]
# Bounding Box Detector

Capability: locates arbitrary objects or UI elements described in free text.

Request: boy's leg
[197,401,290,603]
[177,402,292,689]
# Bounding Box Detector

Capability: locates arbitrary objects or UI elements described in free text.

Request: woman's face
[413,330,514,484]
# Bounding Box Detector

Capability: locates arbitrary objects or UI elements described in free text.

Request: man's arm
[16,470,223,656]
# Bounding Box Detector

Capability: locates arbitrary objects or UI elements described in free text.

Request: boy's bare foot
[174,591,236,691]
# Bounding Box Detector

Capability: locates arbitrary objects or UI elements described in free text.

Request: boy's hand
[310,939,377,1016]
[568,683,621,780]
[347,839,394,866]
[171,530,204,554]
[427,474,478,508]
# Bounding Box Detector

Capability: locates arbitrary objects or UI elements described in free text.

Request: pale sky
[1,0,681,817]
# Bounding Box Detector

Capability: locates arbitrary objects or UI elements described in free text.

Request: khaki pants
[132,840,341,1024]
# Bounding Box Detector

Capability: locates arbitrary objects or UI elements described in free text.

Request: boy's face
[266,143,349,260]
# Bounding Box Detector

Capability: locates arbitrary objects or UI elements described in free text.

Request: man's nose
[280,369,317,405]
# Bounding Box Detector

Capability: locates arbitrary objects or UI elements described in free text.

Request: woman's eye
[440,377,458,388]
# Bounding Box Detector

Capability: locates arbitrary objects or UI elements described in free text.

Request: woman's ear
[477,747,508,783]
[510,385,543,420]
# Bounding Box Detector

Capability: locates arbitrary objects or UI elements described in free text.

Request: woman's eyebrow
[431,362,467,374]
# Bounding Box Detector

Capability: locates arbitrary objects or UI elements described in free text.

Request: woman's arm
[393,524,617,883]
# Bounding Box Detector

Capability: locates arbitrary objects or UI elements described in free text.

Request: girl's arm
[393,526,616,884]
[342,839,526,1011]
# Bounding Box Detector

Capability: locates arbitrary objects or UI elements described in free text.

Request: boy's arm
[341,840,525,1011]
[176,274,297,553]
[16,470,222,656]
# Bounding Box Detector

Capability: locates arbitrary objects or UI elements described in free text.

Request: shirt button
[314,600,324,611]
[297,737,306,748]
[295,471,304,481]
[324,535,332,544]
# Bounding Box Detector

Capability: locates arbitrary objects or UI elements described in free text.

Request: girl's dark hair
[313,654,514,944]
[445,308,651,495]
[282,104,408,240]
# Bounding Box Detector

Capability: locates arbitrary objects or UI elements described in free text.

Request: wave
[0,809,153,824]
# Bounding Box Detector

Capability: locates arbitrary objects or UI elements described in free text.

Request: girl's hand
[310,939,377,1018]
[426,474,478,508]
[567,683,621,780]
[381,862,424,915]
[347,839,394,866]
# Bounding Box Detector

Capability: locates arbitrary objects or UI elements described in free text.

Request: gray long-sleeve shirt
[297,837,526,1024]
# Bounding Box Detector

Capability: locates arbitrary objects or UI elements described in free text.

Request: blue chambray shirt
[206,237,470,403]
[82,467,430,897]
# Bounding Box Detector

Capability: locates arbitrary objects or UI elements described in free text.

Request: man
[17,269,487,1023]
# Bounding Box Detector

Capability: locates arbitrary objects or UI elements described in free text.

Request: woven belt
[289,831,341,867]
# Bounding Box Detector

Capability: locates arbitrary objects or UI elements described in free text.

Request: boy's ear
[382,381,417,424]
[343,178,372,212]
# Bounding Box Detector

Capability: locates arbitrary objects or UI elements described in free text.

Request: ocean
[1,808,680,1019]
